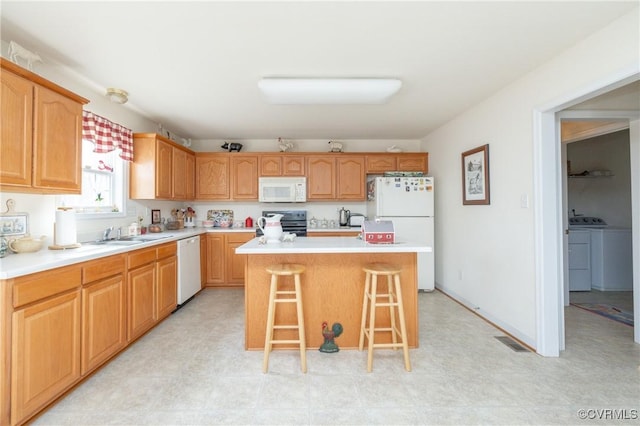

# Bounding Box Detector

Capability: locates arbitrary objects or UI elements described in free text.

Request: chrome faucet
[103,226,114,241]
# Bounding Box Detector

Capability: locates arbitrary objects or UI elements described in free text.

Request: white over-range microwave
[259,177,307,203]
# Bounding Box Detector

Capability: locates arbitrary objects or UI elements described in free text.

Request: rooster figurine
[319,321,344,353]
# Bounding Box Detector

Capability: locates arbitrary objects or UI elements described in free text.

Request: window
[56,111,133,219]
[57,140,127,217]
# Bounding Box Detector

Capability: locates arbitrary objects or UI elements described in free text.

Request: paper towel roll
[55,208,77,246]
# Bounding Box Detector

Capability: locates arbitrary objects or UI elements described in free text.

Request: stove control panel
[569,217,607,228]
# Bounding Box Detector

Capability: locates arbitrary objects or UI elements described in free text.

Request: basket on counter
[165,219,183,230]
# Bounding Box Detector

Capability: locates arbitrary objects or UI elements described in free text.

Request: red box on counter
[362,220,395,244]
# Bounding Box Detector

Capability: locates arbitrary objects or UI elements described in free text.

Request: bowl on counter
[8,235,46,253]
[202,220,214,228]
[148,224,163,233]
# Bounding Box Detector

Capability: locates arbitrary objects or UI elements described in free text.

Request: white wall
[567,130,632,227]
[420,8,639,347]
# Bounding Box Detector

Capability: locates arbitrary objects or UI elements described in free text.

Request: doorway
[561,127,634,329]
[533,74,640,357]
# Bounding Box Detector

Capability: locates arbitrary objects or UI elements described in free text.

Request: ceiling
[1,1,637,141]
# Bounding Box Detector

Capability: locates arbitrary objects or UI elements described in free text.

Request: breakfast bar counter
[236,237,431,350]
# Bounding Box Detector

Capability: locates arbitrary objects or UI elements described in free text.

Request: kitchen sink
[86,234,174,246]
[87,239,145,246]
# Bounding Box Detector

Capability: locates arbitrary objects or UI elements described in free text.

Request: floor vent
[494,336,529,352]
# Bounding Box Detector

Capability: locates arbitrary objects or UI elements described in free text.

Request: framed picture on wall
[462,144,490,205]
[151,209,161,224]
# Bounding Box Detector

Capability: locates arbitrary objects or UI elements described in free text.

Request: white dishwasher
[177,235,201,305]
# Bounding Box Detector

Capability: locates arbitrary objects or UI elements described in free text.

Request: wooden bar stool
[263,263,307,373]
[358,263,411,372]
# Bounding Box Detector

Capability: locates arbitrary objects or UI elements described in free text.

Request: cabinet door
[365,154,396,174]
[81,275,126,375]
[157,255,177,320]
[259,155,282,176]
[128,263,156,341]
[337,156,365,200]
[397,153,428,172]
[200,235,207,286]
[0,70,33,188]
[196,154,230,200]
[185,152,196,200]
[226,233,254,285]
[282,156,305,176]
[33,85,82,193]
[155,140,173,199]
[231,155,258,199]
[307,156,336,200]
[12,291,80,424]
[172,147,187,199]
[206,234,225,285]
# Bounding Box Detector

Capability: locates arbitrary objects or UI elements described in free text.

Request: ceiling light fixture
[106,87,128,104]
[257,78,402,105]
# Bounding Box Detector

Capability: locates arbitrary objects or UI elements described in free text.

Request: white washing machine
[590,228,633,291]
[568,217,632,291]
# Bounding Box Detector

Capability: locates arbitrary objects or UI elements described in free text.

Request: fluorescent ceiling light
[257,78,402,105]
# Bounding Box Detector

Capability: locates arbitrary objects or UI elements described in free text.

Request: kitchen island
[236,237,432,350]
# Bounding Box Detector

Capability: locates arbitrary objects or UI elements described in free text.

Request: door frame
[533,66,639,356]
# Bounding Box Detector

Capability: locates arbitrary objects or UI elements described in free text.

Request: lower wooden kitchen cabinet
[1,243,178,425]
[156,245,177,320]
[81,254,127,375]
[7,265,82,426]
[127,242,177,341]
[205,232,254,287]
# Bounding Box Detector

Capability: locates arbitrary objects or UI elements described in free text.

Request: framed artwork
[462,144,490,205]
[151,209,161,224]
[0,212,29,237]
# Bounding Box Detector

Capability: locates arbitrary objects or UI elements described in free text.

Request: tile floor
[33,288,638,425]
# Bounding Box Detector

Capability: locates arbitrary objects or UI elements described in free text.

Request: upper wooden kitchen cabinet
[185,151,196,199]
[129,133,195,200]
[259,154,305,176]
[397,153,429,172]
[307,154,365,200]
[365,152,429,174]
[195,153,230,200]
[1,58,88,194]
[336,155,366,199]
[231,155,258,199]
[306,156,336,199]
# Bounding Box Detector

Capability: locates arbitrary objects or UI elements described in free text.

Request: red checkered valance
[82,110,133,161]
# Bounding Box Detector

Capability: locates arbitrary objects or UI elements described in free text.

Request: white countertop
[0,227,257,280]
[307,227,361,232]
[236,236,432,254]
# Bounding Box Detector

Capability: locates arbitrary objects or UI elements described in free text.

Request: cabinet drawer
[128,247,157,269]
[156,242,177,259]
[82,254,126,284]
[226,232,255,244]
[13,266,81,308]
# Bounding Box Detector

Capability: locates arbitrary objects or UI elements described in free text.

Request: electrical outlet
[520,194,529,209]
[458,269,463,280]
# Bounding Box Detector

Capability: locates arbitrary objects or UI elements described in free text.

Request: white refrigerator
[366,176,435,291]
